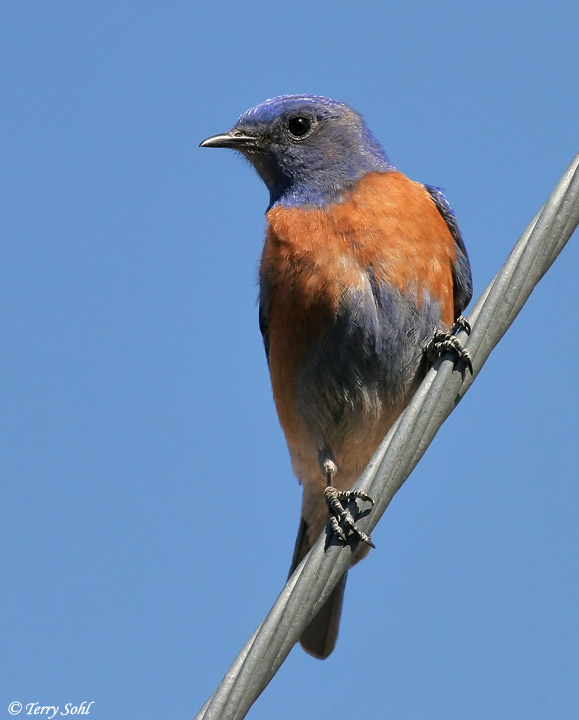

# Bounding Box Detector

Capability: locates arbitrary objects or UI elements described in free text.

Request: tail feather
[299,573,347,659]
[289,516,347,659]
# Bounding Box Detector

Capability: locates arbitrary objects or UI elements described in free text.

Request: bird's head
[200,94,393,208]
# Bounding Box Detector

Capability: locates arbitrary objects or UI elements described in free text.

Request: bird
[200,94,472,659]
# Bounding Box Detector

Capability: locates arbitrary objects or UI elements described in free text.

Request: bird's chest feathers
[261,172,456,313]
[262,211,366,314]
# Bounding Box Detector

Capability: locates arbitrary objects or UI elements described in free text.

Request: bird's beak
[199,130,257,150]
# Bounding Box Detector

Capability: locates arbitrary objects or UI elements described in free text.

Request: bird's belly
[268,283,441,490]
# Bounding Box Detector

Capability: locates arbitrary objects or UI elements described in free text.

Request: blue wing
[424,185,473,317]
[258,273,271,363]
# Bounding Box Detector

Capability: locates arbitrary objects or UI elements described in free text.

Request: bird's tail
[288,516,347,659]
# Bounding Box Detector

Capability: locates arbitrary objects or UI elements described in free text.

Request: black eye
[287,115,312,138]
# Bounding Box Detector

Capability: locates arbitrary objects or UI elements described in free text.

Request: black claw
[450,315,471,335]
[361,533,376,550]
[328,515,348,543]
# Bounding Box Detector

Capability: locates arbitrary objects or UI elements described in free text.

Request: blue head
[200,94,393,208]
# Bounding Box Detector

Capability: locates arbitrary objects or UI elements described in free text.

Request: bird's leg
[427,315,473,373]
[322,459,375,549]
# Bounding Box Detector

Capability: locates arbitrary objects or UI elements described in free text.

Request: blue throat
[266,141,394,209]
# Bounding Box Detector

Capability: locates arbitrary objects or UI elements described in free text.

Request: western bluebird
[201,95,472,658]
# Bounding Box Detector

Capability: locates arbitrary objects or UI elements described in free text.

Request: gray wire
[196,153,579,720]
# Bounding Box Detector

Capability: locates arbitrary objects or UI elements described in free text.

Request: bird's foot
[450,315,471,335]
[322,460,375,549]
[427,315,473,373]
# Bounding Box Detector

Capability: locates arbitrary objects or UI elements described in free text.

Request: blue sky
[2,2,578,719]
